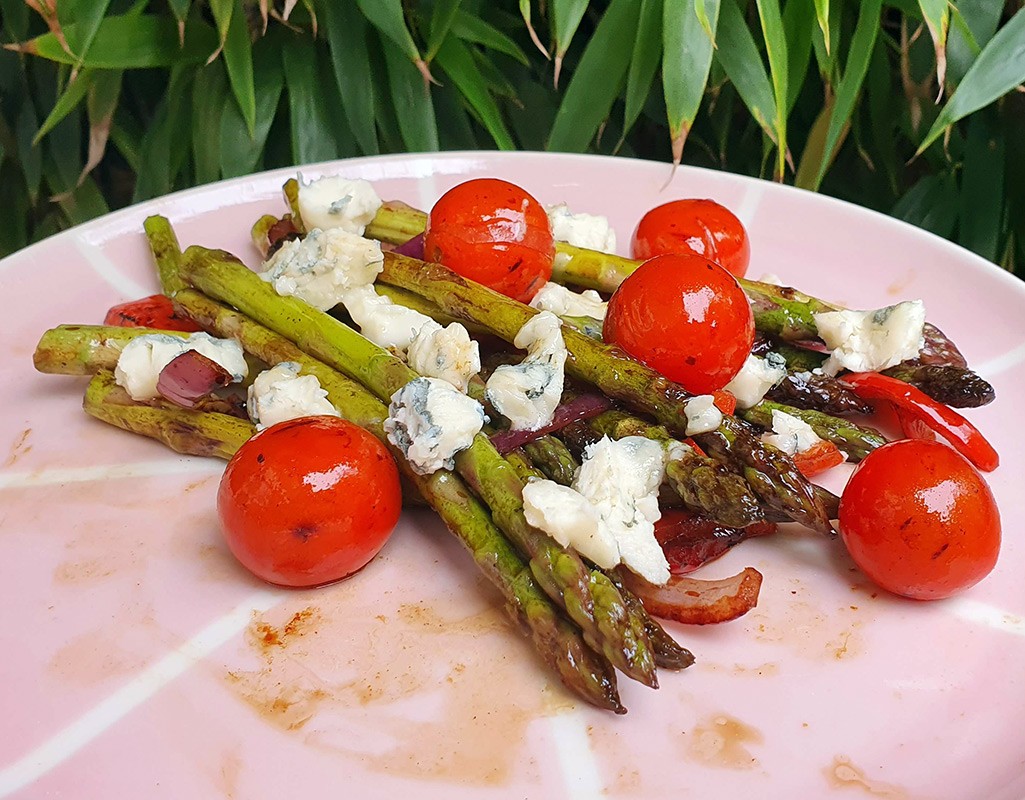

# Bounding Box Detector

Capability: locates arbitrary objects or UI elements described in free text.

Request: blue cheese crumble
[813,300,926,376]
[522,436,670,584]
[247,362,339,430]
[529,282,607,321]
[683,395,723,435]
[485,311,567,431]
[724,353,787,409]
[260,228,383,311]
[384,377,486,475]
[114,332,248,401]
[297,175,382,235]
[545,203,617,254]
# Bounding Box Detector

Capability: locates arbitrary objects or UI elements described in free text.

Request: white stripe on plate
[949,597,1025,638]
[974,341,1025,380]
[0,589,282,798]
[74,235,152,299]
[730,182,765,230]
[548,708,605,799]
[0,458,222,490]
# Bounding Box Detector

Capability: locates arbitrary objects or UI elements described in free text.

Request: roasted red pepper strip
[793,440,845,478]
[104,294,202,332]
[841,371,999,472]
[712,389,737,416]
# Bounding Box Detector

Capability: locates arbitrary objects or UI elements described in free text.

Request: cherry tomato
[603,253,755,393]
[217,416,402,588]
[632,199,751,278]
[104,294,202,332]
[838,439,1000,600]
[424,178,554,302]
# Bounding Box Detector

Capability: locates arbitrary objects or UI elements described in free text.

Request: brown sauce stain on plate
[750,600,865,661]
[4,427,32,467]
[826,756,908,798]
[686,714,763,769]
[224,592,549,787]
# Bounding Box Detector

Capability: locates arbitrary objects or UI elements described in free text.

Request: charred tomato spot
[293,524,317,542]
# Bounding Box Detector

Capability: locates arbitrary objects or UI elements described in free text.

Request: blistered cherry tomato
[104,294,202,332]
[603,253,754,393]
[632,199,751,278]
[424,178,554,302]
[838,439,1000,600]
[217,416,402,588]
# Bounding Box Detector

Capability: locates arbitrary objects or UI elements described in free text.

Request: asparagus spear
[741,400,888,462]
[144,215,187,295]
[881,363,995,408]
[765,371,873,416]
[178,245,659,688]
[34,324,191,375]
[84,370,253,459]
[522,436,580,487]
[377,251,832,534]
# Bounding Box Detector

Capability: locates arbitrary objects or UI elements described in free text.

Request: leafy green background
[1,0,1023,274]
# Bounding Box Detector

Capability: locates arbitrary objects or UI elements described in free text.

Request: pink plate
[2,152,1024,799]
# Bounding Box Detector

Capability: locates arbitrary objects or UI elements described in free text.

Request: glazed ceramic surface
[2,152,1024,799]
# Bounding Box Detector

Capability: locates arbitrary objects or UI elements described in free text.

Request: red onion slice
[490,393,614,454]
[620,566,763,625]
[655,510,777,575]
[157,350,233,408]
[392,232,425,259]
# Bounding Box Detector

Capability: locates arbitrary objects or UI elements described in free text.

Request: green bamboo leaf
[715,0,778,147]
[435,36,514,149]
[108,118,142,175]
[958,113,1004,262]
[15,102,42,202]
[78,68,121,184]
[917,0,949,92]
[810,0,841,84]
[208,0,233,60]
[552,0,590,84]
[10,15,217,68]
[0,0,30,41]
[434,80,479,149]
[426,0,462,63]
[547,0,641,152]
[282,37,339,164]
[192,61,229,184]
[452,10,529,65]
[33,69,92,144]
[754,0,788,178]
[471,50,517,98]
[518,0,549,58]
[782,0,813,113]
[947,0,1001,85]
[809,0,881,190]
[319,48,358,158]
[355,0,432,82]
[221,0,256,136]
[382,42,440,152]
[167,0,191,23]
[812,0,828,54]
[866,35,898,194]
[918,7,1025,155]
[219,40,285,178]
[508,77,558,150]
[794,91,835,189]
[134,66,191,200]
[662,0,720,165]
[891,173,958,238]
[694,0,715,41]
[323,1,379,155]
[60,0,113,73]
[622,0,663,142]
